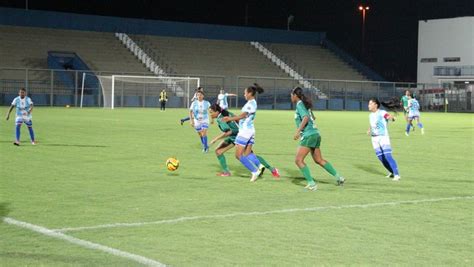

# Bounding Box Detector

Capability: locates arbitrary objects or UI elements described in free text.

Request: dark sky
[1,0,473,81]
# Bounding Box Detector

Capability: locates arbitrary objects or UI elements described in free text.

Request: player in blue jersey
[222,84,264,182]
[405,94,424,136]
[5,88,36,146]
[180,87,202,125]
[367,97,400,181]
[217,90,237,111]
[209,103,280,178]
[291,87,344,191]
[189,90,211,152]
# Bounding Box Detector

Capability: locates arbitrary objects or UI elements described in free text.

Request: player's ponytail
[246,83,264,96]
[381,97,402,111]
[292,87,312,109]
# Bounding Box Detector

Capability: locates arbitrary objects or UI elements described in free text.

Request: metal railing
[1,67,472,112]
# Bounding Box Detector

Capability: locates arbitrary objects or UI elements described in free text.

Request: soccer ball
[166,157,179,171]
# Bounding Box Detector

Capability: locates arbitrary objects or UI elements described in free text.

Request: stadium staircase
[249,41,327,99]
[114,32,185,96]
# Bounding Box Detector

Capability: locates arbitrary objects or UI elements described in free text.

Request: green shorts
[299,134,321,148]
[225,136,236,144]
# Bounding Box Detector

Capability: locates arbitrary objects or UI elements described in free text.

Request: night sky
[1,0,473,82]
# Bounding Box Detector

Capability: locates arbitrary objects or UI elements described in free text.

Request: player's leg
[235,135,259,180]
[14,120,22,146]
[416,117,424,134]
[295,146,317,190]
[252,152,280,178]
[215,141,234,176]
[25,120,35,144]
[311,147,344,185]
[405,118,413,136]
[180,116,190,125]
[201,124,209,152]
[373,137,393,175]
[380,137,400,180]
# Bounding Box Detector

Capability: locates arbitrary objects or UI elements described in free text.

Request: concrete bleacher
[132,35,296,89]
[265,43,369,81]
[0,25,150,76]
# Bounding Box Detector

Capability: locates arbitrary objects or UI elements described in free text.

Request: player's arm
[5,105,14,120]
[227,93,237,97]
[294,115,309,140]
[210,131,231,144]
[384,113,395,122]
[188,108,194,126]
[367,126,371,136]
[221,112,246,122]
[28,103,33,114]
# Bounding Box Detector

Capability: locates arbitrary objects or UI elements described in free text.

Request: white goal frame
[81,74,200,109]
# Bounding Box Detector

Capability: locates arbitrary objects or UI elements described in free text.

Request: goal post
[87,75,200,109]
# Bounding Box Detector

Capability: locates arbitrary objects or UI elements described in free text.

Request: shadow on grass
[41,144,109,148]
[281,168,331,187]
[0,202,11,220]
[353,163,386,176]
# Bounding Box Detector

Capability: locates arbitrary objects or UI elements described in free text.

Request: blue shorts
[15,117,33,126]
[235,132,255,147]
[194,121,209,132]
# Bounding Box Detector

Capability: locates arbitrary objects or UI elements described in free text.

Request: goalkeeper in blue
[5,88,36,146]
[367,98,400,181]
[405,94,424,136]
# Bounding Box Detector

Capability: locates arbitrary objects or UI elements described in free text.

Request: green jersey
[294,101,319,137]
[401,95,409,108]
[217,112,239,137]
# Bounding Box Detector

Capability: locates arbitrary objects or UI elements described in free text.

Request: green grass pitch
[0,107,473,266]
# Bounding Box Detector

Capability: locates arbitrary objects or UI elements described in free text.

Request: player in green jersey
[209,103,280,178]
[401,90,414,131]
[291,87,344,191]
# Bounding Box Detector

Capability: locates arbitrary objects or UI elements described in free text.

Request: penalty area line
[3,217,166,267]
[53,195,474,233]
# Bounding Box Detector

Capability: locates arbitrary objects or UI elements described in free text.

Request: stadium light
[358,5,370,57]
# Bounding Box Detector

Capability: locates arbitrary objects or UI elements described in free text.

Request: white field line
[54,196,473,233]
[3,217,166,267]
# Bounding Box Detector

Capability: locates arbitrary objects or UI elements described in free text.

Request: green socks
[299,165,316,185]
[256,155,273,171]
[323,162,341,179]
[217,154,230,173]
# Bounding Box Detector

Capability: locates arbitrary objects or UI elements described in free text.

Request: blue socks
[406,123,411,134]
[384,153,399,176]
[200,136,208,150]
[15,124,21,141]
[247,153,261,167]
[377,154,393,173]
[28,126,35,142]
[239,155,258,172]
[417,122,423,129]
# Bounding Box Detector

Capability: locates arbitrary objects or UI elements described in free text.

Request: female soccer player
[222,84,264,182]
[189,90,211,152]
[217,89,237,111]
[405,94,424,136]
[367,97,401,181]
[209,103,280,178]
[180,87,202,125]
[291,87,344,191]
[5,88,36,146]
[401,90,414,131]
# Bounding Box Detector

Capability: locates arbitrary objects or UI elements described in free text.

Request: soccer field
[1,107,473,266]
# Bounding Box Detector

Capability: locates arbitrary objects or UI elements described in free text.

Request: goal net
[83,74,200,109]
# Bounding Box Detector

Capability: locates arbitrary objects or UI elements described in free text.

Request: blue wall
[0,7,325,45]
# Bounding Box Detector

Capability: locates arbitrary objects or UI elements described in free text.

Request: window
[443,57,461,62]
[420,58,437,63]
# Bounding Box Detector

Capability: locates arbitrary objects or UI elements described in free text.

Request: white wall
[417,17,474,84]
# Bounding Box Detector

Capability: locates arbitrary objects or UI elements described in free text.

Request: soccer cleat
[31,141,36,145]
[271,168,281,178]
[180,120,184,126]
[13,142,20,146]
[336,177,345,186]
[257,164,266,177]
[386,173,394,178]
[392,175,401,181]
[304,183,318,191]
[421,128,425,135]
[405,132,409,136]
[217,172,231,177]
[202,147,209,153]
[250,172,259,182]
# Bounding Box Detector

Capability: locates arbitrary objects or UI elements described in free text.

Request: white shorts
[15,116,33,126]
[371,136,392,155]
[235,130,255,147]
[193,119,209,132]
